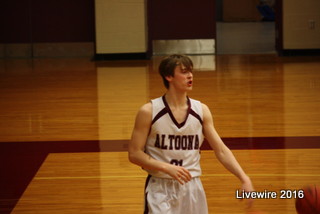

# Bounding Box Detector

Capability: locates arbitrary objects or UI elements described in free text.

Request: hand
[240,176,255,208]
[163,164,192,185]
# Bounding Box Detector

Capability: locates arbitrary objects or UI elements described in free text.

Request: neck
[165,90,188,108]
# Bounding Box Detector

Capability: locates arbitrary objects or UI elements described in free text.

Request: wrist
[240,174,251,184]
[159,162,170,173]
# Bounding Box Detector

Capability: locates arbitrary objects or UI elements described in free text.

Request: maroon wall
[147,0,216,55]
[1,0,217,54]
[148,0,216,40]
[1,0,31,43]
[0,0,95,43]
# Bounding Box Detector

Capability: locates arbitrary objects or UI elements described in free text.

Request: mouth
[187,80,193,87]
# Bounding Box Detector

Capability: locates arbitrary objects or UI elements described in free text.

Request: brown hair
[158,54,193,89]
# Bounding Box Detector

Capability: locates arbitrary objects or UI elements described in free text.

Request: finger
[176,175,185,185]
[178,174,189,184]
[246,198,254,209]
[181,168,192,181]
[178,170,191,183]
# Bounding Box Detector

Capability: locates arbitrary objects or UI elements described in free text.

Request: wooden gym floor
[0,54,320,213]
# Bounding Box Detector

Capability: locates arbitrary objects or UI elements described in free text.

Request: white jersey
[145,96,204,178]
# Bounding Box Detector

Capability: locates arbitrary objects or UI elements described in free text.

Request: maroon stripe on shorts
[144,175,152,214]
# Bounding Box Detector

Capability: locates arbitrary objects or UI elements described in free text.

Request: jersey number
[170,159,183,166]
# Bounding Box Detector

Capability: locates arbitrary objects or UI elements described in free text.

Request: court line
[34,173,320,180]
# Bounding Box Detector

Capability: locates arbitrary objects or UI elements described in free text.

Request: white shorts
[144,175,208,214]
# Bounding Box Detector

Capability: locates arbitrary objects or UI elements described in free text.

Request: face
[166,64,193,91]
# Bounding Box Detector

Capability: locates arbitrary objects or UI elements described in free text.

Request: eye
[181,68,192,75]
[181,68,189,73]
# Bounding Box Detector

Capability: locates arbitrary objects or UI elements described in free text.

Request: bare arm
[202,104,254,205]
[128,103,191,184]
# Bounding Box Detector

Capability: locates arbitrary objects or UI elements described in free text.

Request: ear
[165,75,173,82]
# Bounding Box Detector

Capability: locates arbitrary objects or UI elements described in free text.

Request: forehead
[175,62,192,70]
[173,64,192,75]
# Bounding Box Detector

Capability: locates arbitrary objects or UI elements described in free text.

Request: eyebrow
[181,66,192,70]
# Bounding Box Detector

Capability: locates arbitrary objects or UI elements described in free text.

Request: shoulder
[201,103,210,112]
[201,103,213,122]
[138,102,152,117]
[133,102,152,128]
[189,97,201,104]
[189,97,203,112]
[136,96,164,119]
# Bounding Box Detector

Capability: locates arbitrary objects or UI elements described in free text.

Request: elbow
[214,144,231,158]
[128,143,136,163]
[128,150,138,165]
[128,151,134,163]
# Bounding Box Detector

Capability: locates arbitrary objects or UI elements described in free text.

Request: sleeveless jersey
[145,96,204,178]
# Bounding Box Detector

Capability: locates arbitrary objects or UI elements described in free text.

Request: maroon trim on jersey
[162,95,191,129]
[190,109,203,125]
[144,175,152,214]
[151,107,168,125]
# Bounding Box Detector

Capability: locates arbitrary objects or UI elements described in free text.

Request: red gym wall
[1,0,216,56]
[147,0,216,40]
[1,0,94,44]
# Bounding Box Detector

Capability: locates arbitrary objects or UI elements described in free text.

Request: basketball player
[128,54,254,213]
